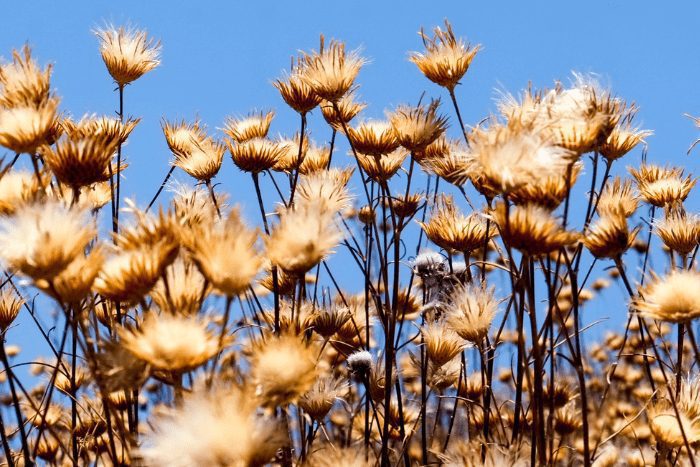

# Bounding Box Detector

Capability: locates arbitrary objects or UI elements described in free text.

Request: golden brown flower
[0,201,95,280]
[633,270,700,323]
[597,177,639,218]
[655,213,700,255]
[0,44,52,108]
[250,333,319,406]
[648,400,700,448]
[599,122,652,161]
[421,321,467,367]
[347,120,399,156]
[391,193,423,220]
[320,90,366,130]
[274,64,322,114]
[266,203,342,275]
[410,20,480,90]
[0,98,58,154]
[299,36,365,102]
[299,141,331,174]
[184,208,264,297]
[174,137,225,181]
[418,196,493,253]
[295,168,354,215]
[421,140,477,186]
[356,148,408,182]
[272,133,309,172]
[584,214,638,259]
[151,256,208,315]
[312,305,352,338]
[0,170,41,215]
[222,111,274,144]
[0,289,23,331]
[553,402,582,435]
[446,284,499,343]
[119,312,220,372]
[629,164,696,208]
[299,375,347,421]
[509,161,582,210]
[62,114,139,146]
[228,137,289,173]
[388,99,448,152]
[95,25,161,85]
[491,202,579,256]
[35,246,104,305]
[42,133,118,188]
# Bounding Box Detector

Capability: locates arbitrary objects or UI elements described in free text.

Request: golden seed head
[357,204,376,224]
[421,139,477,186]
[554,402,582,435]
[388,99,448,152]
[185,208,263,297]
[119,312,220,372]
[0,201,95,280]
[583,214,637,259]
[299,375,347,420]
[648,400,700,448]
[151,256,208,315]
[228,137,289,173]
[36,246,104,305]
[600,121,652,161]
[116,202,181,250]
[0,289,23,331]
[95,25,161,85]
[162,118,207,157]
[42,132,119,188]
[312,305,352,338]
[597,177,639,218]
[295,167,354,215]
[0,169,42,215]
[418,195,493,252]
[410,20,480,90]
[421,321,467,367]
[250,333,319,406]
[391,193,423,220]
[63,114,139,146]
[299,36,365,102]
[174,136,225,181]
[655,213,700,255]
[633,270,700,323]
[446,283,499,343]
[629,164,696,208]
[0,98,58,154]
[509,161,583,210]
[298,141,332,174]
[274,65,322,114]
[320,90,366,130]
[356,148,408,182]
[491,202,579,256]
[347,120,399,156]
[271,132,309,172]
[266,203,342,275]
[222,110,274,144]
[0,44,53,108]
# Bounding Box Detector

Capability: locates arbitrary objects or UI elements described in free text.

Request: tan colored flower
[299,375,347,420]
[119,312,220,371]
[0,98,58,153]
[0,289,23,331]
[0,44,52,108]
[553,402,582,435]
[141,385,283,466]
[228,137,289,173]
[174,136,225,181]
[421,140,477,186]
[418,196,493,253]
[184,209,264,297]
[222,110,274,144]
[266,203,342,274]
[42,133,118,188]
[347,120,399,156]
[0,170,42,215]
[584,214,638,259]
[151,257,208,315]
[95,25,161,85]
[162,119,207,158]
[655,213,700,255]
[491,202,579,256]
[36,246,104,305]
[274,65,321,114]
[307,446,372,467]
[600,122,652,161]
[633,270,700,323]
[299,36,365,102]
[312,305,352,338]
[295,168,354,215]
[62,114,139,146]
[648,401,700,448]
[272,133,309,172]
[320,90,366,130]
[629,164,696,208]
[410,20,480,90]
[356,148,408,182]
[597,177,638,218]
[250,333,319,406]
[446,284,499,343]
[509,161,582,210]
[421,321,467,367]
[0,201,94,280]
[391,193,423,220]
[299,141,331,174]
[389,99,448,152]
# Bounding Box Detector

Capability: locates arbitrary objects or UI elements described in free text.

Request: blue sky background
[3,1,700,362]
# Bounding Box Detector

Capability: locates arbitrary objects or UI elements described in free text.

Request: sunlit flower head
[274,63,322,114]
[0,44,52,108]
[355,148,408,182]
[0,99,58,154]
[295,167,354,215]
[320,90,366,130]
[418,195,493,253]
[0,170,42,215]
[222,110,275,144]
[655,213,700,255]
[446,283,499,343]
[389,99,448,152]
[596,177,639,218]
[347,120,399,156]
[584,213,638,259]
[95,24,161,85]
[299,36,365,102]
[633,270,700,323]
[629,164,696,208]
[228,137,289,173]
[42,133,118,188]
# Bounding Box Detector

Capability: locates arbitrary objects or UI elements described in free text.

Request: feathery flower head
[633,270,700,323]
[421,139,477,186]
[299,375,347,421]
[0,169,42,215]
[509,161,583,210]
[655,213,700,255]
[418,195,493,253]
[274,61,322,114]
[249,333,319,406]
[300,36,365,102]
[298,141,331,174]
[597,177,639,218]
[272,132,309,172]
[36,246,104,305]
[173,137,225,181]
[584,213,638,259]
[0,201,95,280]
[42,133,118,188]
[95,24,161,85]
[600,121,651,161]
[0,289,23,331]
[356,148,408,183]
[389,99,448,152]
[63,114,139,146]
[151,257,208,315]
[629,164,696,208]
[162,119,207,158]
[491,202,579,256]
[347,119,399,156]
[266,202,342,274]
[228,137,289,173]
[421,321,467,367]
[410,20,480,90]
[446,283,499,343]
[0,98,58,154]
[347,350,373,377]
[295,167,354,216]
[184,208,263,297]
[320,90,366,130]
[0,44,52,108]
[648,401,700,448]
[119,312,220,372]
[222,110,274,144]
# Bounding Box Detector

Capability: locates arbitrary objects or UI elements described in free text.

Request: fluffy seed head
[151,257,208,315]
[418,196,493,253]
[633,270,700,323]
[295,168,354,215]
[421,321,467,367]
[95,25,161,85]
[298,141,331,174]
[509,161,582,210]
[272,133,309,172]
[600,122,652,161]
[347,120,399,156]
[320,91,366,130]
[597,177,639,218]
[648,400,700,448]
[0,289,23,331]
[655,213,700,255]
[584,214,638,259]
[421,139,477,186]
[347,350,373,377]
[0,170,42,215]
[36,246,104,305]
[222,111,274,144]
[0,44,52,108]
[173,136,225,181]
[0,99,58,154]
[446,283,499,343]
[228,137,289,173]
[42,133,118,188]
[629,164,696,208]
[410,20,480,90]
[299,375,347,421]
[274,64,322,114]
[356,148,408,182]
[299,36,365,102]
[389,99,448,152]
[62,114,139,146]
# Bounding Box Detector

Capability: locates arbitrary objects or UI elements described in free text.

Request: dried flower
[347,120,399,156]
[629,164,696,208]
[119,312,220,372]
[95,25,161,85]
[162,119,225,180]
[410,20,480,90]
[320,90,366,130]
[347,350,373,377]
[584,214,638,259]
[0,44,52,108]
[0,289,23,331]
[274,64,322,114]
[62,114,139,146]
[222,111,275,144]
[300,36,365,102]
[421,321,467,367]
[356,148,408,182]
[36,246,104,305]
[42,133,118,188]
[228,137,289,173]
[446,284,499,343]
[389,99,448,152]
[509,161,582,210]
[272,133,309,172]
[0,99,58,154]
[418,196,492,253]
[597,177,639,218]
[421,140,477,186]
[298,141,331,174]
[299,375,347,420]
[0,170,41,215]
[655,213,700,255]
[600,123,652,161]
[633,270,700,323]
[0,201,94,280]
[151,257,208,315]
[295,168,353,215]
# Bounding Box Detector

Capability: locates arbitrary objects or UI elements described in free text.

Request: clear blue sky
[3,1,700,356]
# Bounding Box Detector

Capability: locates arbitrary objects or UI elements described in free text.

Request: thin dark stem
[448,88,470,145]
[146,165,176,212]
